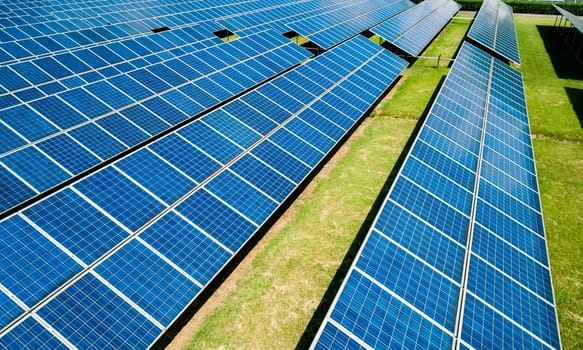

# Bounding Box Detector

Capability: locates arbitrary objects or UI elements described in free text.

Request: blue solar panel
[23,188,129,264]
[269,128,325,167]
[37,274,161,349]
[116,149,195,204]
[328,271,453,349]
[356,231,459,329]
[374,201,465,280]
[1,104,58,142]
[371,0,461,56]
[176,188,258,252]
[312,42,559,349]
[36,134,101,175]
[202,110,262,149]
[468,0,521,64]
[95,239,201,327]
[229,153,297,203]
[2,146,71,192]
[96,113,150,147]
[74,166,166,232]
[205,170,279,224]
[68,123,127,160]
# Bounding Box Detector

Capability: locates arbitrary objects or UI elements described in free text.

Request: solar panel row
[0,35,408,349]
[286,0,414,49]
[312,42,560,349]
[371,0,461,56]
[467,0,521,64]
[0,29,312,214]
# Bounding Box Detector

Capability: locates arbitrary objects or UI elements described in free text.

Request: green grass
[534,138,583,350]
[177,16,583,350]
[515,15,583,349]
[517,17,583,141]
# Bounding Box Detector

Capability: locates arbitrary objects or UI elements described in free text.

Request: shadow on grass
[537,25,583,80]
[565,87,583,128]
[294,75,447,349]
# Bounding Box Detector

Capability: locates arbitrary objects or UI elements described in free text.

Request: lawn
[168,15,583,350]
[515,15,583,349]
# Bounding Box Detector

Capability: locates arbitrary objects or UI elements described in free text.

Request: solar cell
[312,42,559,349]
[37,274,162,349]
[94,239,201,327]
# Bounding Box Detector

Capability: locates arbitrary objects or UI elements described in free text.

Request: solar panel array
[5,0,559,349]
[0,11,409,345]
[312,42,561,349]
[371,0,461,56]
[467,0,521,64]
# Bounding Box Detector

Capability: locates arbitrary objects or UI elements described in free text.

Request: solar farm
[0,0,581,349]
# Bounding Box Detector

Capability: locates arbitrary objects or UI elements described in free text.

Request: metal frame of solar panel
[284,0,415,50]
[467,0,521,64]
[553,5,583,61]
[370,0,461,57]
[0,34,408,348]
[311,42,561,349]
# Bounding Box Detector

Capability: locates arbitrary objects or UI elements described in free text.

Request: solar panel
[0,35,408,349]
[0,29,312,215]
[311,42,560,349]
[467,0,521,64]
[371,0,461,56]
[554,5,583,34]
[0,0,294,65]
